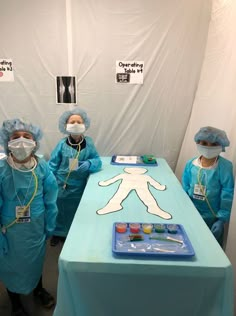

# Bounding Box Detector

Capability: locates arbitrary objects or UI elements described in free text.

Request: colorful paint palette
[112,222,195,259]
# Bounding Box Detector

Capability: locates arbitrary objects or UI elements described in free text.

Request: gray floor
[0,241,63,316]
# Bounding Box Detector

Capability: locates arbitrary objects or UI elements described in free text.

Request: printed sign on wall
[0,59,14,82]
[116,61,144,84]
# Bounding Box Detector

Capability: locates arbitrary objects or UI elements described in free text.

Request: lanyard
[197,167,217,218]
[14,173,34,207]
[2,170,38,232]
[63,138,82,189]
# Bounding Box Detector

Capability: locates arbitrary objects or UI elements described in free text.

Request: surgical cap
[0,118,43,154]
[58,107,90,134]
[194,126,230,151]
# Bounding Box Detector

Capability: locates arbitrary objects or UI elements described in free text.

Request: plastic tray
[111,155,158,166]
[112,222,195,258]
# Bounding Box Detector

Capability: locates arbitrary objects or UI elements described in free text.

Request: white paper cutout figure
[97,167,172,219]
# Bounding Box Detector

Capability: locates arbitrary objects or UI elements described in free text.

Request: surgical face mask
[66,123,86,135]
[197,144,222,159]
[8,137,36,161]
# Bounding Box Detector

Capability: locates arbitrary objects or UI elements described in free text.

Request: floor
[0,241,63,316]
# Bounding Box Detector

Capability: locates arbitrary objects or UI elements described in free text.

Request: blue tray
[112,222,195,259]
[111,155,158,166]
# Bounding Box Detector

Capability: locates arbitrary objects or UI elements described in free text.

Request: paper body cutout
[97,167,172,219]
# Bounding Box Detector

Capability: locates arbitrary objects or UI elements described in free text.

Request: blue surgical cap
[58,107,90,134]
[0,118,43,154]
[194,126,230,152]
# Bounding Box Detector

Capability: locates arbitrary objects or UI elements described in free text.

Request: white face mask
[197,144,222,159]
[66,123,86,135]
[8,137,36,161]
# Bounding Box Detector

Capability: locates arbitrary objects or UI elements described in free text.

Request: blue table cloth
[53,157,233,316]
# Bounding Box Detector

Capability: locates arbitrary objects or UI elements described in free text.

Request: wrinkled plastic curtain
[175,0,236,179]
[0,0,211,169]
[0,0,69,156]
[174,1,236,308]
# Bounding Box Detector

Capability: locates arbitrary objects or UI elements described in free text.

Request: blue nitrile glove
[211,220,224,241]
[0,232,8,256]
[78,161,90,173]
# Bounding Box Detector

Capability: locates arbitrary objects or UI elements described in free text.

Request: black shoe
[59,236,66,242]
[50,236,60,247]
[33,288,55,309]
[11,306,29,316]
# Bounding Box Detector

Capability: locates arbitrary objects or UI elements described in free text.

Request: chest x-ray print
[97,167,172,219]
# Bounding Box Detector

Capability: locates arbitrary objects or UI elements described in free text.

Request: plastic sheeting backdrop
[0,0,211,170]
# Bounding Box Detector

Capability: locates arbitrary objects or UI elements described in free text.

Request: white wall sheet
[0,0,211,168]
[70,0,211,170]
[0,0,69,155]
[174,1,236,310]
[175,0,236,180]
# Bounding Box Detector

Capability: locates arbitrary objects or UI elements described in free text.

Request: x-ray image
[56,76,76,104]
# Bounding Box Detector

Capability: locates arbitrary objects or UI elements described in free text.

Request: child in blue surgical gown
[49,107,102,246]
[182,126,234,246]
[0,118,58,316]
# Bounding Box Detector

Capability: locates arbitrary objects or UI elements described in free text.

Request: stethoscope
[196,157,218,218]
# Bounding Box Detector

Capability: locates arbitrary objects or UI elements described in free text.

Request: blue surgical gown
[182,156,234,227]
[48,136,102,237]
[0,157,58,294]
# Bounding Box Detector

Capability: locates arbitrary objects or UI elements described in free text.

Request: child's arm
[182,160,192,194]
[0,163,9,255]
[0,161,4,219]
[211,161,234,241]
[43,163,59,238]
[218,160,234,223]
[48,140,63,175]
[82,137,102,173]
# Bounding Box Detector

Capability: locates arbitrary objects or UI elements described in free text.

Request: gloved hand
[78,161,90,173]
[211,220,224,241]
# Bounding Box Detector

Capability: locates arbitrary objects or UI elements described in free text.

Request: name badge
[15,206,31,223]
[69,158,78,170]
[193,184,206,201]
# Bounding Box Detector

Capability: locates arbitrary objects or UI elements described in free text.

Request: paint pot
[154,223,165,233]
[116,222,127,233]
[167,224,178,234]
[129,223,140,233]
[142,223,153,234]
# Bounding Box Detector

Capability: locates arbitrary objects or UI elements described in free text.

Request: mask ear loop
[1,170,38,233]
[197,167,217,218]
